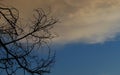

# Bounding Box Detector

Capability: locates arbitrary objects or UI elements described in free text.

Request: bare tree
[0,7,57,75]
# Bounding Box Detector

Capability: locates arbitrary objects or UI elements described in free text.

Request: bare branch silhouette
[0,7,57,75]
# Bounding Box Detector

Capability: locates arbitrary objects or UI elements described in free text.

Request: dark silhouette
[0,7,57,75]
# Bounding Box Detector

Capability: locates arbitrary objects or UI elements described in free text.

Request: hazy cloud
[1,0,120,44]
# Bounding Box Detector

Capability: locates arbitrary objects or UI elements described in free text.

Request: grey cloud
[1,0,120,44]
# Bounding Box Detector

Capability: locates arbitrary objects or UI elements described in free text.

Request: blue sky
[49,40,120,75]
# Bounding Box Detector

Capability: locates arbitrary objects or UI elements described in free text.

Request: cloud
[52,0,120,44]
[1,0,120,44]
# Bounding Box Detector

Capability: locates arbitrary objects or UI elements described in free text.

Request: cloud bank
[1,0,120,44]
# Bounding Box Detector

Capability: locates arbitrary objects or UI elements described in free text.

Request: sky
[50,41,120,75]
[1,0,120,75]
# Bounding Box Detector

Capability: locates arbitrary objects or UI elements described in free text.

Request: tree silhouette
[0,7,57,75]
